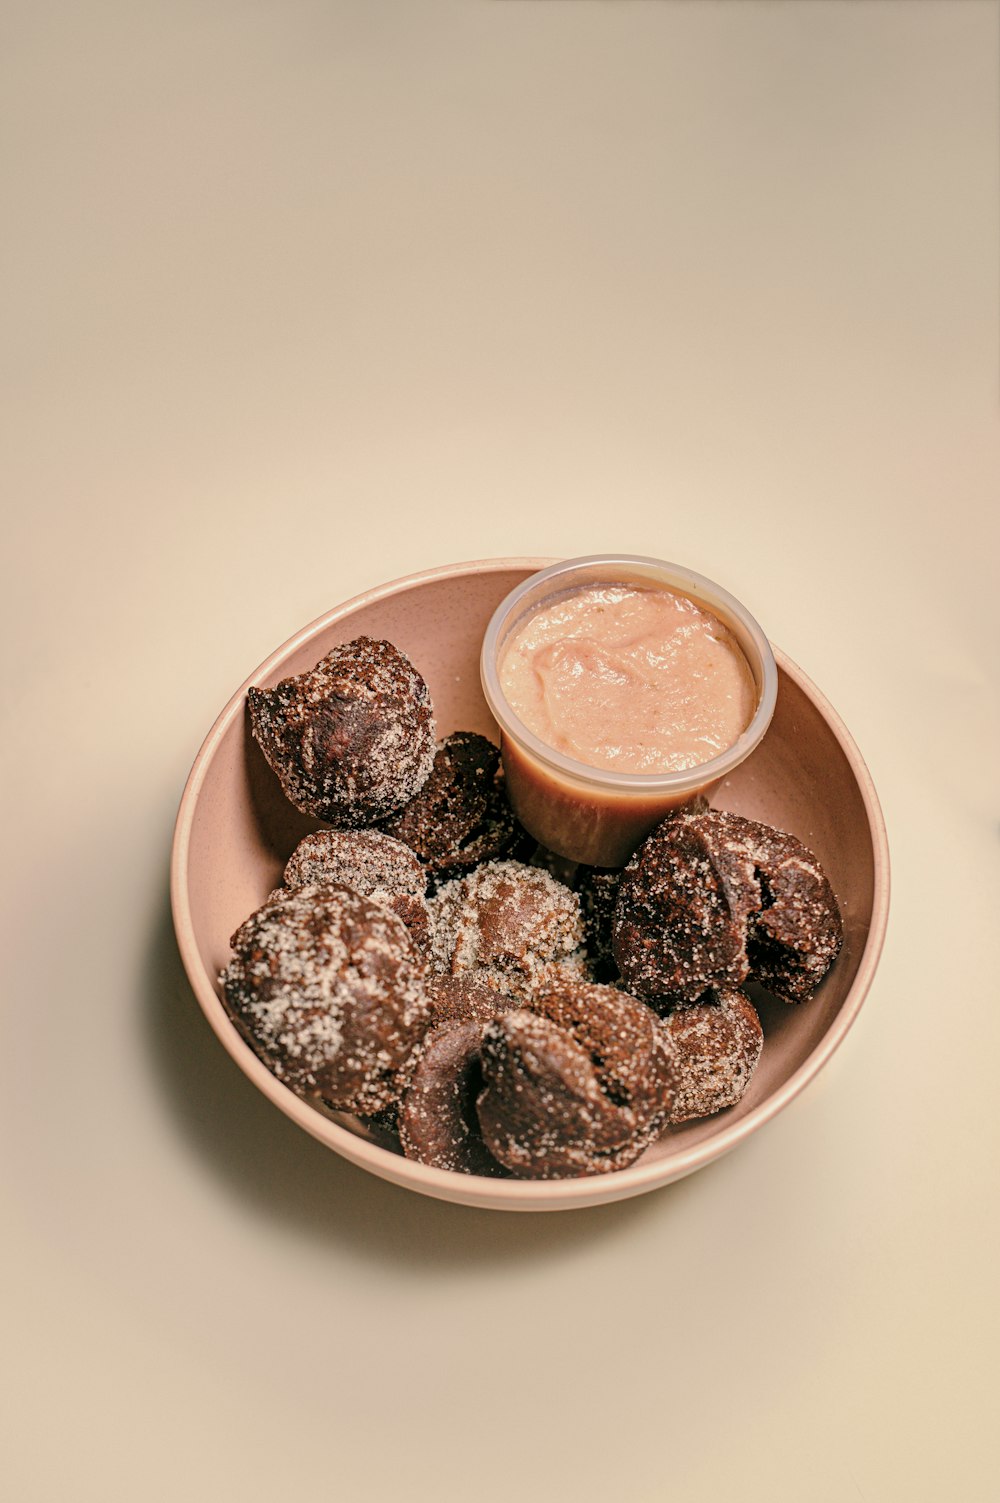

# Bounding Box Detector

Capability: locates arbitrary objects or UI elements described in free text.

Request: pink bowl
[170,558,889,1211]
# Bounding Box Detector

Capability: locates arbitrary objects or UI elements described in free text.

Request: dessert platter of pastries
[218,634,843,1182]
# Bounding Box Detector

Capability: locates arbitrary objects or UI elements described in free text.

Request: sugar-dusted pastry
[381,731,524,880]
[429,860,586,997]
[659,987,763,1124]
[734,817,844,1004]
[612,810,841,1006]
[220,882,430,1115]
[476,977,674,1179]
[284,828,431,951]
[424,973,520,1026]
[247,636,436,826]
[399,1021,508,1176]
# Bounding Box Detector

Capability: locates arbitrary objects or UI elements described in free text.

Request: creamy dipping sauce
[498,584,756,775]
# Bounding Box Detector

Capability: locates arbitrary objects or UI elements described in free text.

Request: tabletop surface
[3,4,998,1501]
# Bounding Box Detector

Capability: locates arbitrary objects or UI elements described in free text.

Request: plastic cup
[480,554,778,867]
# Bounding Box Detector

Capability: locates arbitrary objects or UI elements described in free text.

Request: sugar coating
[463,956,593,1006]
[613,809,842,1006]
[284,828,431,950]
[424,973,520,1026]
[381,731,523,878]
[220,882,430,1114]
[477,979,674,1179]
[429,860,586,989]
[737,824,843,1002]
[247,636,436,826]
[531,975,674,1118]
[660,986,763,1123]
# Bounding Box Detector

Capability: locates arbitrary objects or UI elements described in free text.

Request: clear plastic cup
[480,555,778,867]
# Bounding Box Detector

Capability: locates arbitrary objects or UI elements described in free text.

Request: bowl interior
[173,560,887,1209]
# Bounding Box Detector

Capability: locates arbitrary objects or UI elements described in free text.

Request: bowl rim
[170,557,890,1212]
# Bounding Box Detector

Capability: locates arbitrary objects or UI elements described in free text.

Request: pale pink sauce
[499,584,756,775]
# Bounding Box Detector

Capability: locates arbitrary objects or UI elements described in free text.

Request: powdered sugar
[220,882,430,1113]
[429,860,587,987]
[613,809,842,1006]
[659,986,763,1124]
[247,637,436,826]
[284,828,431,950]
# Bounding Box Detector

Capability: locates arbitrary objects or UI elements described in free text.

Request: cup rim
[480,553,779,793]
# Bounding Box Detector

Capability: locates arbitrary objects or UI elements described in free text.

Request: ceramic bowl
[170,558,889,1212]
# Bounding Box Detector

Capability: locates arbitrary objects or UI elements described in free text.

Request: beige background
[3,2,998,1499]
